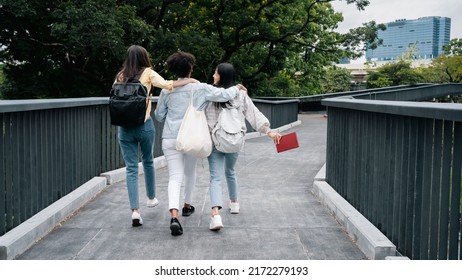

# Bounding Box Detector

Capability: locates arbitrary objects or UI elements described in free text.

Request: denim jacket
[155,82,239,139]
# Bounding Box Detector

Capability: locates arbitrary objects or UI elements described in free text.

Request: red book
[276,132,299,153]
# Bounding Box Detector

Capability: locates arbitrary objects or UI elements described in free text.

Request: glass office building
[366,17,451,61]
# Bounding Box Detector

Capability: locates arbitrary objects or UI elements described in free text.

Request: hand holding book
[267,131,282,144]
[275,132,299,153]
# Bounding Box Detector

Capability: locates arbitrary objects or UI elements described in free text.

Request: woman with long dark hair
[205,63,281,230]
[115,45,195,227]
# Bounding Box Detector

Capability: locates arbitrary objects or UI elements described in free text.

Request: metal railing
[248,98,299,131]
[322,84,462,260]
[0,97,298,236]
[258,84,431,111]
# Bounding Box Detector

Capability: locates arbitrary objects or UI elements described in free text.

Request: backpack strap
[128,68,145,83]
[126,68,151,98]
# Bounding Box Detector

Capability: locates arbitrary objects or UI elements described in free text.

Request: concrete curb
[0,177,107,260]
[312,164,397,260]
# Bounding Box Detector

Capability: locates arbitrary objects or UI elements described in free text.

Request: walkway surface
[16,113,367,260]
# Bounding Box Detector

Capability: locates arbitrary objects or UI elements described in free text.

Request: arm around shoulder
[172,78,199,89]
[201,83,240,102]
[149,69,196,91]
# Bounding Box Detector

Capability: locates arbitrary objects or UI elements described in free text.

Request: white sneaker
[209,215,224,231]
[147,197,159,208]
[131,212,143,227]
[229,202,240,214]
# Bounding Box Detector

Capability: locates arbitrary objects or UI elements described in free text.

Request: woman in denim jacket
[155,52,244,236]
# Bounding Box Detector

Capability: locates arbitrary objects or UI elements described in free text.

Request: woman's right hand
[267,131,281,144]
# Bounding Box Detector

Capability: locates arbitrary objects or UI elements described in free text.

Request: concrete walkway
[15,113,368,260]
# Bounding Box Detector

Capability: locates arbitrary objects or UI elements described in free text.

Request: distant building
[366,16,451,62]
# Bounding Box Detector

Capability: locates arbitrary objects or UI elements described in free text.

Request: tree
[341,20,386,58]
[366,71,391,89]
[0,0,152,98]
[0,63,4,98]
[0,0,380,99]
[320,66,352,93]
[366,60,423,88]
[0,64,4,84]
[443,38,462,56]
[414,38,462,84]
[419,55,462,83]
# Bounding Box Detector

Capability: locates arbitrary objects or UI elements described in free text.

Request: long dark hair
[116,45,153,82]
[214,63,236,108]
[215,63,236,89]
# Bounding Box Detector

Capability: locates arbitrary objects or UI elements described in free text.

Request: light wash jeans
[162,138,197,211]
[118,118,156,210]
[207,146,239,209]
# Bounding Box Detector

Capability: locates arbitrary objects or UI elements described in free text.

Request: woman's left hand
[236,84,247,92]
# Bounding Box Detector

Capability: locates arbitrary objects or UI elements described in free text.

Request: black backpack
[109,73,149,127]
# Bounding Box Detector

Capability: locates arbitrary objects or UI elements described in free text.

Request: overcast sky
[331,0,462,39]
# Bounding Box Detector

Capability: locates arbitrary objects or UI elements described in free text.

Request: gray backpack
[211,106,246,153]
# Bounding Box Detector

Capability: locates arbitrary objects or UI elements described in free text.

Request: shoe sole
[170,223,183,236]
[147,202,159,208]
[209,225,223,231]
[209,217,224,231]
[182,211,193,217]
[132,219,142,227]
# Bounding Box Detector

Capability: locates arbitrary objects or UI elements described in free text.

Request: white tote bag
[176,90,212,158]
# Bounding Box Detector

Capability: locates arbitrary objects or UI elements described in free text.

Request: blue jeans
[207,146,239,209]
[118,118,156,210]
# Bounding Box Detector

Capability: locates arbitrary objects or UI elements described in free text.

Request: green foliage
[0,63,4,99]
[366,71,392,88]
[367,39,462,87]
[0,0,379,99]
[320,66,353,93]
[0,0,147,98]
[443,38,462,56]
[340,21,386,60]
[414,38,462,84]
[366,60,424,88]
[0,63,4,84]
[419,55,462,83]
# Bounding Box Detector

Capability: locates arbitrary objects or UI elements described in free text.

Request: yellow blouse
[138,68,174,121]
